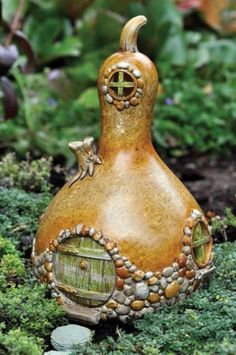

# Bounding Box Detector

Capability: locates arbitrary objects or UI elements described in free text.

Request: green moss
[0,284,67,340]
[0,153,52,193]
[0,325,43,355]
[0,187,51,250]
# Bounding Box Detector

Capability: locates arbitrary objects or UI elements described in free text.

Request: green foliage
[0,284,67,339]
[0,153,52,192]
[0,0,236,159]
[153,69,236,156]
[74,242,236,355]
[0,254,25,290]
[0,325,43,355]
[211,209,236,241]
[0,236,17,257]
[0,236,25,290]
[0,187,51,249]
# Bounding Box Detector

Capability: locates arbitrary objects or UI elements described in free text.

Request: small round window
[108,70,136,101]
[192,221,212,268]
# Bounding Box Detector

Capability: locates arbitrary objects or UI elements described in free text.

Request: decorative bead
[179,254,187,268]
[182,235,192,246]
[117,62,129,69]
[106,299,118,309]
[116,267,130,279]
[116,101,125,111]
[44,262,52,272]
[124,101,130,108]
[172,272,179,280]
[184,227,192,236]
[105,94,113,103]
[162,267,173,277]
[115,259,124,268]
[144,271,153,279]
[154,271,162,279]
[186,270,195,279]
[133,282,149,300]
[105,241,115,251]
[102,85,107,94]
[179,268,186,277]
[131,300,145,311]
[186,218,194,228]
[116,278,125,290]
[129,265,137,273]
[49,244,55,252]
[147,277,158,285]
[164,281,180,299]
[53,240,59,247]
[180,279,189,293]
[132,270,145,282]
[148,293,160,304]
[75,224,83,235]
[116,305,130,315]
[47,272,53,283]
[137,78,144,88]
[186,260,194,270]
[160,278,167,290]
[93,232,102,241]
[133,69,141,78]
[183,246,191,255]
[89,227,96,236]
[130,97,139,106]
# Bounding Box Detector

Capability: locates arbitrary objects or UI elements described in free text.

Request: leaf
[77,87,99,110]
[0,76,18,119]
[42,36,81,63]
[13,30,36,73]
[24,17,62,55]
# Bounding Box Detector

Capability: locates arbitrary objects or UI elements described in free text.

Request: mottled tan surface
[35,17,202,271]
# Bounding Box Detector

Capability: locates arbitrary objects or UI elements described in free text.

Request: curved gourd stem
[119,15,147,52]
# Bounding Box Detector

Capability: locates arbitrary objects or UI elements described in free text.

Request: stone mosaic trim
[32,209,214,322]
[102,61,144,111]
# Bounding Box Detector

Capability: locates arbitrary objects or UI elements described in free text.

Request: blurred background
[0,0,236,214]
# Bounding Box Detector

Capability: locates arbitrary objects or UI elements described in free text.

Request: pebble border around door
[32,209,214,324]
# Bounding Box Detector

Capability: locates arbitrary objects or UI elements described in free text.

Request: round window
[192,221,212,268]
[108,70,136,101]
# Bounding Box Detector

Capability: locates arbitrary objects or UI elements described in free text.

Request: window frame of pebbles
[32,209,214,323]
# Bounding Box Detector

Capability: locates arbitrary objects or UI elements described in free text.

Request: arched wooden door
[53,237,116,307]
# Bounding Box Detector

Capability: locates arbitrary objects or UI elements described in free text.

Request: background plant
[0,0,235,161]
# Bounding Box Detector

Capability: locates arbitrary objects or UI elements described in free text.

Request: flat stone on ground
[51,324,92,351]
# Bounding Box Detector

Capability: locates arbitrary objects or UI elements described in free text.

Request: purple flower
[48,98,57,107]
[165,98,174,106]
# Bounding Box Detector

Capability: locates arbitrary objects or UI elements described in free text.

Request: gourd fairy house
[32,16,214,324]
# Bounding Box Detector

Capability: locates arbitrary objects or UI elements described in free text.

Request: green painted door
[53,237,116,307]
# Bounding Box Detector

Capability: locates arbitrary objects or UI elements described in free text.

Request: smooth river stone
[164,281,180,299]
[180,279,190,293]
[131,300,145,311]
[162,267,173,277]
[133,282,149,299]
[51,324,92,351]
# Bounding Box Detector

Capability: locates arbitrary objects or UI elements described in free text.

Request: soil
[168,154,236,215]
